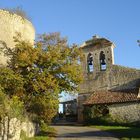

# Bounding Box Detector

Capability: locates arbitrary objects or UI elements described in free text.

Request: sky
[0,0,140,69]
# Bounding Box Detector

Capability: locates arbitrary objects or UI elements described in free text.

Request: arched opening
[87,53,94,72]
[100,51,106,71]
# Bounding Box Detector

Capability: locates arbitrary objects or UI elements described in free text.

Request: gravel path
[52,125,119,140]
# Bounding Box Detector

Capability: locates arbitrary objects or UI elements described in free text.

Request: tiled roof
[84,90,140,105]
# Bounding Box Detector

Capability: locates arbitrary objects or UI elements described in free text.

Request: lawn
[27,136,50,140]
[91,125,140,140]
[22,126,56,140]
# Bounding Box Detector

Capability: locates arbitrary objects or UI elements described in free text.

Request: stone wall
[78,36,140,123]
[109,102,140,123]
[0,117,37,140]
[79,36,140,94]
[0,10,36,139]
[79,65,140,94]
[109,65,140,91]
[78,93,90,122]
[78,65,140,122]
[0,9,35,66]
[79,71,109,93]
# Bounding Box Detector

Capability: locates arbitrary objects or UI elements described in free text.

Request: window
[87,53,94,72]
[100,51,106,71]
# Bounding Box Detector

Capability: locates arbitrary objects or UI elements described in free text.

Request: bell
[88,61,93,65]
[88,57,93,65]
[101,59,106,65]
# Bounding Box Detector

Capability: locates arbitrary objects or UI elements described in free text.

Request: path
[52,125,119,140]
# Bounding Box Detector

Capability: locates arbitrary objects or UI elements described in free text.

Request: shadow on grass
[37,130,57,137]
[97,126,140,139]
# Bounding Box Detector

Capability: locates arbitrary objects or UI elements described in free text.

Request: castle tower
[0,9,35,66]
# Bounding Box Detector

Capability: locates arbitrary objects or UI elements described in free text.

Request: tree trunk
[1,118,4,140]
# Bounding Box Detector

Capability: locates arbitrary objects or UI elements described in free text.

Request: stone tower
[81,35,115,75]
[78,35,116,122]
[78,35,140,123]
[0,9,35,66]
[79,35,115,94]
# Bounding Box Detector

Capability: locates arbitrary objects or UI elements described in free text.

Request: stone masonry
[109,102,140,123]
[0,9,36,140]
[78,35,140,122]
[0,117,36,140]
[0,9,35,66]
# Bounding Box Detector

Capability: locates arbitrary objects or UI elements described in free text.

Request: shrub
[83,105,110,124]
[3,7,31,21]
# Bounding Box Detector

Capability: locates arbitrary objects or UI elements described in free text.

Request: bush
[3,7,31,21]
[0,91,25,120]
[20,130,28,140]
[83,105,110,124]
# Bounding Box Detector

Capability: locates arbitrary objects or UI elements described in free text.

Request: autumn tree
[0,67,23,97]
[2,32,83,123]
[0,67,25,120]
[0,84,25,139]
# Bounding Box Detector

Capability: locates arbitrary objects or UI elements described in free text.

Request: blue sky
[0,0,140,69]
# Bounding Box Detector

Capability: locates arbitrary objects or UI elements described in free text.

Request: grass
[22,126,56,140]
[90,125,140,140]
[27,136,50,140]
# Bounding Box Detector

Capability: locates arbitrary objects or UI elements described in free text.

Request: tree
[2,32,83,123]
[137,40,140,46]
[0,86,25,140]
[0,67,24,97]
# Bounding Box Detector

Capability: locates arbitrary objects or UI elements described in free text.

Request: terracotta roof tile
[84,90,140,105]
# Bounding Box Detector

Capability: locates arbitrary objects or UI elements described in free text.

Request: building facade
[78,35,140,123]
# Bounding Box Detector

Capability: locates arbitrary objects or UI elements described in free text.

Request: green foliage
[0,89,9,118]
[27,136,49,140]
[0,67,24,97]
[10,32,83,93]
[83,105,110,125]
[0,91,24,119]
[39,120,56,135]
[0,65,24,120]
[83,105,109,119]
[29,95,59,123]
[20,130,28,140]
[0,32,83,124]
[40,120,48,132]
[9,96,25,119]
